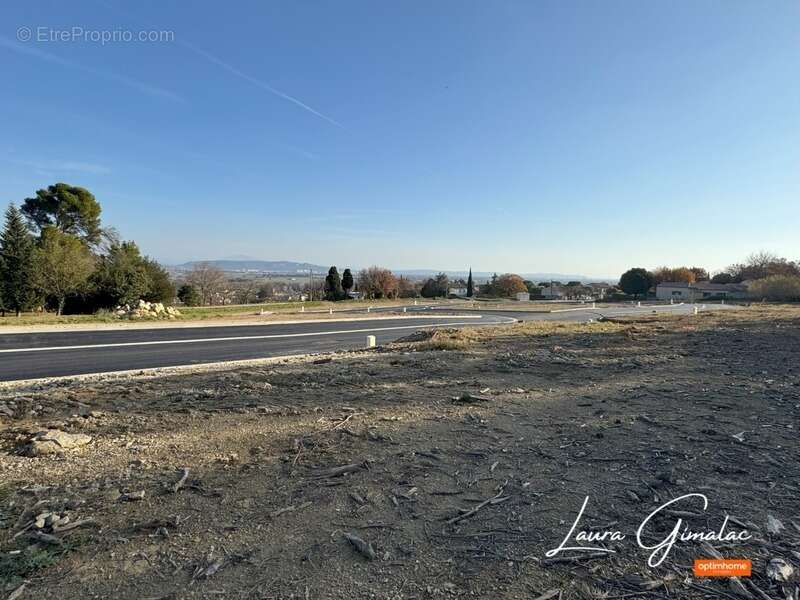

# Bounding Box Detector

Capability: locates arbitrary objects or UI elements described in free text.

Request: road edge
[0,349,370,391]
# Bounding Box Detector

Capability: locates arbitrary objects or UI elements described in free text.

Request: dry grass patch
[393,326,481,351]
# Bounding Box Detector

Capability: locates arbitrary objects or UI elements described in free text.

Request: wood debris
[343,532,377,560]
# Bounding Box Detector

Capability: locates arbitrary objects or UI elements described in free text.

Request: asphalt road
[0,303,731,381]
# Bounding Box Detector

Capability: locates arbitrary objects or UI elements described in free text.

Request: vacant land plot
[1,306,798,599]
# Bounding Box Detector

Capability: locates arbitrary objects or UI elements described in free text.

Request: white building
[515,292,530,301]
[656,281,750,301]
[448,287,469,297]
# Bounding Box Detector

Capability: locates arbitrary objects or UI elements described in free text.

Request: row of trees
[0,184,172,316]
[714,252,800,283]
[174,264,401,307]
[618,252,800,300]
[323,266,354,300]
[651,266,709,285]
[320,265,405,301]
[324,267,477,301]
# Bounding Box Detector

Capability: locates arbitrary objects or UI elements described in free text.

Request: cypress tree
[341,268,354,298]
[0,204,38,316]
[466,268,474,297]
[324,266,344,301]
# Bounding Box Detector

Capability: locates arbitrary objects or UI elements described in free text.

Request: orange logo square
[694,559,751,577]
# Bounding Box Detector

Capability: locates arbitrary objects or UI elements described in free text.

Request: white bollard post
[403,307,407,313]
[592,302,596,309]
[329,308,333,314]
[414,299,418,305]
[694,306,699,315]
[637,301,641,307]
[367,306,371,313]
[721,299,725,305]
[301,305,305,313]
[366,335,376,348]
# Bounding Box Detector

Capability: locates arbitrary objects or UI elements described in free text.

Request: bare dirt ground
[1,306,799,599]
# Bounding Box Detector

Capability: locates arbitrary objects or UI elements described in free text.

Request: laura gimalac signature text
[546,493,751,567]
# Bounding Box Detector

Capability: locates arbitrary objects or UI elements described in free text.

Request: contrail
[93,0,345,129]
[0,35,183,102]
[180,40,346,130]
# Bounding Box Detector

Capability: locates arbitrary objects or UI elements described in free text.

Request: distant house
[562,285,595,300]
[448,287,469,297]
[655,281,750,301]
[587,283,608,299]
[515,292,530,301]
[540,286,564,299]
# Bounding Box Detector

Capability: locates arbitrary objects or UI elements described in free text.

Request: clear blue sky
[1,1,798,278]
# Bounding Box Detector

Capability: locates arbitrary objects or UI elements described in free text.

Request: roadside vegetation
[0,184,173,319]
[2,184,798,328]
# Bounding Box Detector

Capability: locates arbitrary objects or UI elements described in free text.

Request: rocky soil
[1,306,799,599]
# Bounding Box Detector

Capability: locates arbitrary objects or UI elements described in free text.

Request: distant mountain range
[171,260,612,283]
[173,260,328,273]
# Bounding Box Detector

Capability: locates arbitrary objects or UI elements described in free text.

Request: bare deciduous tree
[232,279,259,304]
[187,262,226,305]
[725,252,800,282]
[397,276,418,298]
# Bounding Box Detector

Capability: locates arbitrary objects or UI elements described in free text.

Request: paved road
[0,303,732,381]
[0,315,509,381]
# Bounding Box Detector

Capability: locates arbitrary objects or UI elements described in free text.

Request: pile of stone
[115,300,181,320]
[24,429,92,456]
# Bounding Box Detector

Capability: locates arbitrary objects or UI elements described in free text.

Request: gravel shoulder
[1,305,798,599]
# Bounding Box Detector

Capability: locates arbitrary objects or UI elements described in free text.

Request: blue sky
[1,1,798,278]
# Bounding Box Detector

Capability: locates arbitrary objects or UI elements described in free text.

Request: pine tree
[466,268,474,297]
[0,204,38,316]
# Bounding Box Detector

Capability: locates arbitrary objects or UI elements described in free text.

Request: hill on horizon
[173,260,329,273]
